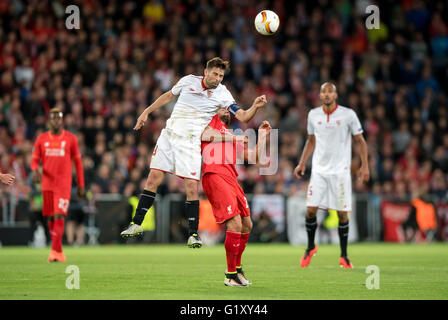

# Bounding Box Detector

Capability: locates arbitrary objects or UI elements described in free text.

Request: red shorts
[202,173,250,224]
[42,190,71,217]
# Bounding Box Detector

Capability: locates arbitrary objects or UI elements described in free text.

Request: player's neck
[201,77,212,90]
[50,129,63,136]
[323,103,337,114]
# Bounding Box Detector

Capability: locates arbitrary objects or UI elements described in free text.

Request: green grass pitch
[0,243,447,300]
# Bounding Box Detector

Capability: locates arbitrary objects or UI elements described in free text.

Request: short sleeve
[171,75,191,96]
[307,112,314,135]
[350,110,363,135]
[220,87,236,109]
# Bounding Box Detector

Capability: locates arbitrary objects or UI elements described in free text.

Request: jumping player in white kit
[121,57,267,248]
[294,82,369,268]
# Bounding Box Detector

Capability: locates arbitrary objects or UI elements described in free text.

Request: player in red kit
[31,108,85,262]
[201,108,271,286]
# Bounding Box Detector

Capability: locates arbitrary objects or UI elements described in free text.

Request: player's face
[217,108,231,126]
[204,67,225,89]
[49,112,63,132]
[319,84,338,106]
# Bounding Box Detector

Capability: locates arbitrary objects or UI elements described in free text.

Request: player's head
[217,108,231,126]
[49,107,63,133]
[204,57,230,89]
[319,82,338,107]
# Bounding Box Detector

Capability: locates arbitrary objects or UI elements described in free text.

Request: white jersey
[307,105,363,175]
[166,74,236,144]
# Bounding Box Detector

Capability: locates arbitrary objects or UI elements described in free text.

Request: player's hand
[77,187,86,198]
[0,173,15,186]
[134,112,149,130]
[293,163,306,179]
[253,95,267,109]
[358,165,370,183]
[32,169,41,184]
[258,121,271,136]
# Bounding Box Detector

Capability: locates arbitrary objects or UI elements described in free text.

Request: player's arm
[0,173,15,186]
[353,133,370,182]
[244,121,271,163]
[233,95,267,123]
[71,136,86,198]
[201,125,247,144]
[294,134,315,179]
[31,137,42,183]
[134,90,177,130]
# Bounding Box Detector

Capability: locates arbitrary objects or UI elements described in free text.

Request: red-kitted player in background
[31,108,85,262]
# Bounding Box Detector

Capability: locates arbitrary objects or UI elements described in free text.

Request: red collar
[323,104,338,115]
[201,77,208,90]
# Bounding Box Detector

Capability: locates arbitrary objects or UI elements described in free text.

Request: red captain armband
[226,104,240,116]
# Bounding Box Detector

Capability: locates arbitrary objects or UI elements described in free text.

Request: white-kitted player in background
[121,57,267,248]
[294,82,369,268]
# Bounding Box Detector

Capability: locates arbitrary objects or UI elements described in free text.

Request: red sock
[224,231,241,273]
[235,232,250,268]
[48,220,56,249]
[52,218,65,253]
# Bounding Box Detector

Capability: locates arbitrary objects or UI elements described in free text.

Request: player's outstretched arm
[353,133,370,182]
[134,91,176,130]
[294,134,315,179]
[245,121,271,163]
[201,126,247,144]
[234,95,267,123]
[0,173,15,186]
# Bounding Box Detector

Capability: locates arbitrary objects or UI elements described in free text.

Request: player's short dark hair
[206,57,230,74]
[49,107,63,117]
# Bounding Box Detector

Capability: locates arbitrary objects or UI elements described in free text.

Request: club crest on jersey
[336,120,341,126]
[207,90,212,98]
[227,205,232,214]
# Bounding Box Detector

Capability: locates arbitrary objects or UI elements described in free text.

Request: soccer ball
[254,10,280,35]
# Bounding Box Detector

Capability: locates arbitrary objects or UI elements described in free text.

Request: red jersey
[31,130,84,192]
[201,114,245,179]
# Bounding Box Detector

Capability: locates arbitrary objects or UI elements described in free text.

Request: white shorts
[149,129,202,181]
[306,171,352,211]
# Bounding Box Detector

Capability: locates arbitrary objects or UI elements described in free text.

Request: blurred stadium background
[0,0,447,247]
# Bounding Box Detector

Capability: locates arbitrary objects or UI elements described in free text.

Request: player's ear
[204,68,208,77]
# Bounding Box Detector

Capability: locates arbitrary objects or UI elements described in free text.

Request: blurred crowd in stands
[1,0,447,208]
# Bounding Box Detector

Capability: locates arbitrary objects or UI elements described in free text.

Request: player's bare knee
[226,215,242,233]
[184,179,199,200]
[338,211,349,224]
[146,170,164,191]
[306,207,318,219]
[241,217,253,233]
